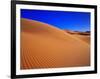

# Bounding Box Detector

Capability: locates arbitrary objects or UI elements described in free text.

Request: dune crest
[21,18,90,69]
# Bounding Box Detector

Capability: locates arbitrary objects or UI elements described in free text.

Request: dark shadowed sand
[21,18,90,69]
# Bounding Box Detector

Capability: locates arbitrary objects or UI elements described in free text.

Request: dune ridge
[21,18,89,46]
[21,18,90,69]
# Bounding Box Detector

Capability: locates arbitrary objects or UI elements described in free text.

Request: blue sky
[21,9,90,32]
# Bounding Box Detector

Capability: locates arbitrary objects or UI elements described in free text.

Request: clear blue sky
[21,9,90,32]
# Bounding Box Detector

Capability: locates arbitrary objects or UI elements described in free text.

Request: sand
[21,18,90,69]
[73,35,90,44]
[64,30,90,44]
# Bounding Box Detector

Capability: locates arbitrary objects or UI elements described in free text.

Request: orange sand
[21,18,90,69]
[64,30,90,44]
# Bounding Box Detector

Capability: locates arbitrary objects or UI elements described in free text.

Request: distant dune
[73,35,90,44]
[64,30,90,35]
[21,18,90,69]
[64,30,90,44]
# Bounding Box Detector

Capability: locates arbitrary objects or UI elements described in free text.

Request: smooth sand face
[21,18,90,69]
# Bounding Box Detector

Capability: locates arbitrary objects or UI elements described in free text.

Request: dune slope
[64,30,90,44]
[73,35,90,44]
[21,18,90,69]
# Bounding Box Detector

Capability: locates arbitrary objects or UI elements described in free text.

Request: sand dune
[64,30,90,35]
[73,35,90,44]
[64,30,90,44]
[21,18,90,69]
